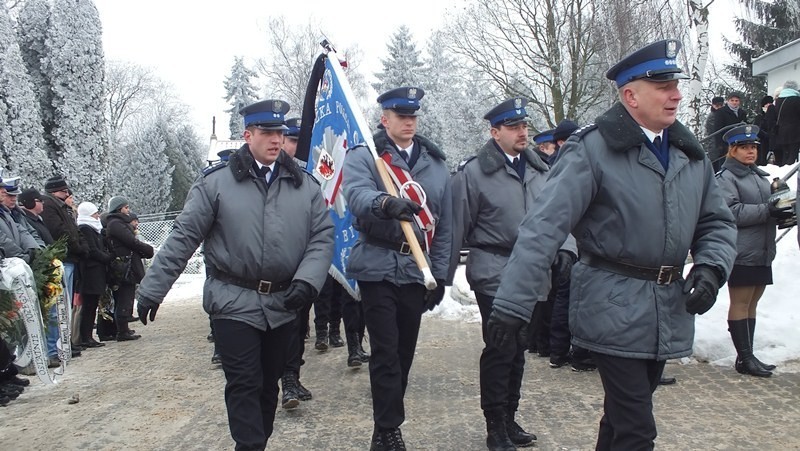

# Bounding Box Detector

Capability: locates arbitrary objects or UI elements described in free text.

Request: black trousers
[79,293,101,342]
[113,283,136,335]
[342,292,366,337]
[530,297,553,353]
[284,301,311,374]
[549,277,571,356]
[360,280,425,429]
[591,352,665,451]
[314,275,343,332]
[476,292,526,413]
[214,318,292,451]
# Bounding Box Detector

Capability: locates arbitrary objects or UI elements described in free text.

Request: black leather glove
[281,280,317,311]
[381,196,422,221]
[768,199,794,219]
[423,280,446,311]
[682,265,722,315]
[137,296,160,325]
[486,308,527,353]
[552,250,576,285]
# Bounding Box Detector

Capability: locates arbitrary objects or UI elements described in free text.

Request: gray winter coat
[449,139,576,296]
[493,102,737,360]
[716,157,776,267]
[139,147,334,330]
[343,131,452,285]
[0,207,39,262]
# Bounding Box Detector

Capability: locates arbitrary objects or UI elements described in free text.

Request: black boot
[485,409,516,451]
[280,372,300,409]
[748,318,776,371]
[506,409,536,446]
[329,325,345,348]
[315,328,329,351]
[296,376,313,401]
[357,333,370,363]
[728,320,772,377]
[370,427,406,451]
[346,333,362,368]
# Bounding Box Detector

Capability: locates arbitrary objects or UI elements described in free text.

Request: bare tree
[105,60,159,139]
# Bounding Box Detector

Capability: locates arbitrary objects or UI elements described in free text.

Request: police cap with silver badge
[1,176,22,195]
[606,39,690,88]
[533,129,555,145]
[723,124,760,146]
[377,87,425,116]
[483,98,529,127]
[284,117,301,137]
[239,99,290,130]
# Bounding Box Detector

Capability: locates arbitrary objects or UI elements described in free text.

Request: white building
[206,117,244,166]
[752,38,800,95]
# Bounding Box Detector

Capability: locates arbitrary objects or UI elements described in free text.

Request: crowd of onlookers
[0,173,153,406]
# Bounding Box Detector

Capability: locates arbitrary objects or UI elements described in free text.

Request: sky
[94,0,750,141]
[94,0,465,140]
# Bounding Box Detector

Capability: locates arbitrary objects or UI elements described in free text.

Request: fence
[136,216,205,275]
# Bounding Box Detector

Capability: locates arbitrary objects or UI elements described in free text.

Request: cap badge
[514,98,522,109]
[407,88,417,99]
[273,100,283,112]
[666,41,678,58]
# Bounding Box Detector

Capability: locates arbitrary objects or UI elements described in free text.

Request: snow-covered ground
[163,163,799,372]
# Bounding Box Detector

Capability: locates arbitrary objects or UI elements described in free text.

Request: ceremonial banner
[304,52,369,300]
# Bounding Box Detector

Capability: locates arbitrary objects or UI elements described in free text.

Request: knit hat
[77,201,99,218]
[44,175,69,193]
[552,119,579,142]
[107,196,129,213]
[17,188,42,209]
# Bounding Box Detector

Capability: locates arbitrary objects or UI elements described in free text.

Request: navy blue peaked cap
[239,99,290,130]
[533,129,555,144]
[552,119,579,142]
[723,124,760,145]
[284,117,301,137]
[606,39,690,88]
[217,148,235,162]
[377,87,425,116]
[484,98,529,127]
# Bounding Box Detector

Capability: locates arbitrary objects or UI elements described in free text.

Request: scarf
[727,104,739,114]
[779,88,800,98]
[77,215,102,233]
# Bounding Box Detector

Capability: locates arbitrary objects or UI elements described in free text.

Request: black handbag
[107,254,133,287]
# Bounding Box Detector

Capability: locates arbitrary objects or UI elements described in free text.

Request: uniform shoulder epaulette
[572,123,597,139]
[457,156,477,171]
[714,167,728,178]
[202,161,227,177]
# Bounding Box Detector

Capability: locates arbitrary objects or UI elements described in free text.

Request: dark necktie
[399,149,409,163]
[653,136,662,148]
[512,156,520,170]
[255,165,271,179]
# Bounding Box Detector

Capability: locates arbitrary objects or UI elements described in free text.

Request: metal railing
[136,217,204,274]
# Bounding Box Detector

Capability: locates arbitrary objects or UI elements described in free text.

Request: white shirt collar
[503,152,521,164]
[396,143,414,159]
[254,160,277,181]
[639,127,663,144]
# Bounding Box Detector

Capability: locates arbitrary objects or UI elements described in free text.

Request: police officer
[532,129,555,162]
[343,86,452,450]
[485,39,737,450]
[136,99,334,450]
[450,98,577,450]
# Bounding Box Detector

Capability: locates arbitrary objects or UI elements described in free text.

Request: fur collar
[476,139,548,174]
[595,102,705,160]
[229,144,304,187]
[372,130,446,161]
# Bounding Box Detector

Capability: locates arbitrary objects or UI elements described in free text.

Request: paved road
[1,296,799,450]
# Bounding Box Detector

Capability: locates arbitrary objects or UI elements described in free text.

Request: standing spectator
[76,201,112,348]
[485,39,737,450]
[716,125,792,377]
[17,188,54,245]
[710,93,748,172]
[104,196,154,341]
[773,80,800,166]
[754,96,777,166]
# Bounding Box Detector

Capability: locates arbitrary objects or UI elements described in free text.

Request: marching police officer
[136,99,334,450]
[343,86,452,450]
[450,98,577,450]
[486,40,737,450]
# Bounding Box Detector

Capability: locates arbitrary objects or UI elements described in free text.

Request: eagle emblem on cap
[273,100,283,112]
[407,88,417,99]
[745,125,753,135]
[514,98,522,109]
[666,40,678,58]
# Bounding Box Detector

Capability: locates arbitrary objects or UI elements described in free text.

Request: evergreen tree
[726,0,800,111]
[16,0,54,162]
[223,56,258,140]
[372,26,426,95]
[42,0,109,202]
[0,2,49,186]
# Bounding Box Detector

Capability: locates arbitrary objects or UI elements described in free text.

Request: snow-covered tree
[223,56,258,139]
[372,26,425,95]
[0,2,49,186]
[42,0,108,202]
[16,0,54,162]
[105,61,159,140]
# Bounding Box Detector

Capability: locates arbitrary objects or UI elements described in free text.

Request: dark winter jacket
[774,95,800,163]
[104,212,154,284]
[78,224,113,295]
[711,105,748,164]
[21,209,54,245]
[41,194,88,262]
[715,158,776,267]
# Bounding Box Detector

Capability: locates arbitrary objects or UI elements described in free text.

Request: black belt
[473,244,512,257]
[208,268,291,294]
[363,235,421,255]
[580,252,683,285]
